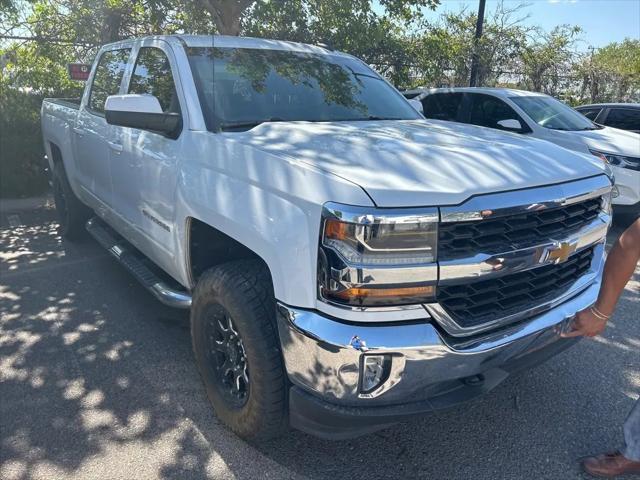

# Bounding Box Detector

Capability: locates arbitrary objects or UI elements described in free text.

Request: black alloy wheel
[205,305,250,407]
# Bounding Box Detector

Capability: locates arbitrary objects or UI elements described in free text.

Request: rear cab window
[88,48,132,114]
[421,93,464,122]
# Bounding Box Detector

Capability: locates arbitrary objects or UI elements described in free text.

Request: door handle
[108,141,123,153]
[73,127,85,136]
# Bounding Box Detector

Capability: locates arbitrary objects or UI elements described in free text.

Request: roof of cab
[101,34,346,57]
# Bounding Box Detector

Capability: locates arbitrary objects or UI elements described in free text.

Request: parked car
[42,36,613,441]
[403,87,639,216]
[575,103,640,134]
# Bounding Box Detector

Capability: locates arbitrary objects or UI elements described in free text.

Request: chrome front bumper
[276,243,604,410]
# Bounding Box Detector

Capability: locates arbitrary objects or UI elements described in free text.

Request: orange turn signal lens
[324,219,352,240]
[330,285,435,301]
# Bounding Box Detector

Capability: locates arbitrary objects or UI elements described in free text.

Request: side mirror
[497,119,522,131]
[407,98,424,115]
[105,94,181,138]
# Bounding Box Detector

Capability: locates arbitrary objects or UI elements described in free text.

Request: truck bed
[41,97,83,177]
[43,98,82,109]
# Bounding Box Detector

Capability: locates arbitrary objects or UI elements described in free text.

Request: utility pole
[469,0,486,87]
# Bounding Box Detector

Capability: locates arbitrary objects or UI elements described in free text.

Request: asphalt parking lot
[0,202,638,480]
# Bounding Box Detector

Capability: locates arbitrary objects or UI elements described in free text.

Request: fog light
[361,355,390,393]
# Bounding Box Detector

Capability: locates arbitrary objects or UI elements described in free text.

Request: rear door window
[421,93,464,122]
[603,108,640,131]
[88,48,132,113]
[128,47,181,114]
[468,94,529,132]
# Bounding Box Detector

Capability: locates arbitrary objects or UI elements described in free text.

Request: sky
[418,0,640,50]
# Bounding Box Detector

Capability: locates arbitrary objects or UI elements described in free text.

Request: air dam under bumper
[276,274,602,440]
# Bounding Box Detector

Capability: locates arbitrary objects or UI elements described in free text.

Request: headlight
[318,203,438,307]
[590,149,640,172]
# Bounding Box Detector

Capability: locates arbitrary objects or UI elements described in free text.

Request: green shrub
[1,40,84,199]
[0,88,49,198]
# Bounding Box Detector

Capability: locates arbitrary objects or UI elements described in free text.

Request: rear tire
[52,163,91,240]
[191,259,287,441]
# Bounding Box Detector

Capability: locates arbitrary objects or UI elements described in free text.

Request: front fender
[173,132,372,308]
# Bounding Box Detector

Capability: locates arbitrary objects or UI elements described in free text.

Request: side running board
[86,217,192,309]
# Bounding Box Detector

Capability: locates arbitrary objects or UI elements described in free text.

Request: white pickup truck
[42,35,613,441]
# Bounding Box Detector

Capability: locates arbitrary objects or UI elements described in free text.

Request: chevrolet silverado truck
[41,35,613,441]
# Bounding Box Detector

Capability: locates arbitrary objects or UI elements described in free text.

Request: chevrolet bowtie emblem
[545,241,578,264]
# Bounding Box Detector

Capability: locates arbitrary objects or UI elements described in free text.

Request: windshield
[510,95,599,131]
[187,47,421,131]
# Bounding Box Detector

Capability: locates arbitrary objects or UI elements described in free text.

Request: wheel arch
[48,142,63,166]
[186,217,276,291]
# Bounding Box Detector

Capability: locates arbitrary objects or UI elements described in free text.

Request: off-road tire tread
[191,259,287,441]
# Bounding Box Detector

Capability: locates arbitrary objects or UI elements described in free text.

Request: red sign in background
[68,63,91,81]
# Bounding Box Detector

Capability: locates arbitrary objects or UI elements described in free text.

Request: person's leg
[623,399,640,462]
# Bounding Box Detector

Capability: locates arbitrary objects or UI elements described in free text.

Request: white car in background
[404,87,640,215]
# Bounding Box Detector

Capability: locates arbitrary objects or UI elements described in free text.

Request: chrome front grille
[438,197,602,260]
[437,247,594,328]
[429,175,612,337]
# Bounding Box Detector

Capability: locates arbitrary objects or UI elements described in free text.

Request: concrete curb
[0,194,54,213]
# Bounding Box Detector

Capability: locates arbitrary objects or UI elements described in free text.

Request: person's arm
[562,218,640,338]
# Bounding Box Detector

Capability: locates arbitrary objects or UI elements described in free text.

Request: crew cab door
[74,47,131,208]
[109,41,185,265]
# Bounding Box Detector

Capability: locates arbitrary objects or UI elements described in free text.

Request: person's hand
[561,307,609,338]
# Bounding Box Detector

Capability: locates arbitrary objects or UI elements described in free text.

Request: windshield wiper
[339,116,408,122]
[366,115,408,121]
[218,117,285,131]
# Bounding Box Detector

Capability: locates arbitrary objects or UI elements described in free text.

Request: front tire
[191,259,287,441]
[52,163,91,240]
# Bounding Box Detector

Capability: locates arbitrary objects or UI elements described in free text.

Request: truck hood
[227,119,607,207]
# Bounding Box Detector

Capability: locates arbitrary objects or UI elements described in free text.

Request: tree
[242,0,438,85]
[199,0,255,35]
[574,39,640,103]
[519,25,581,96]
[407,2,529,88]
[197,0,440,40]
